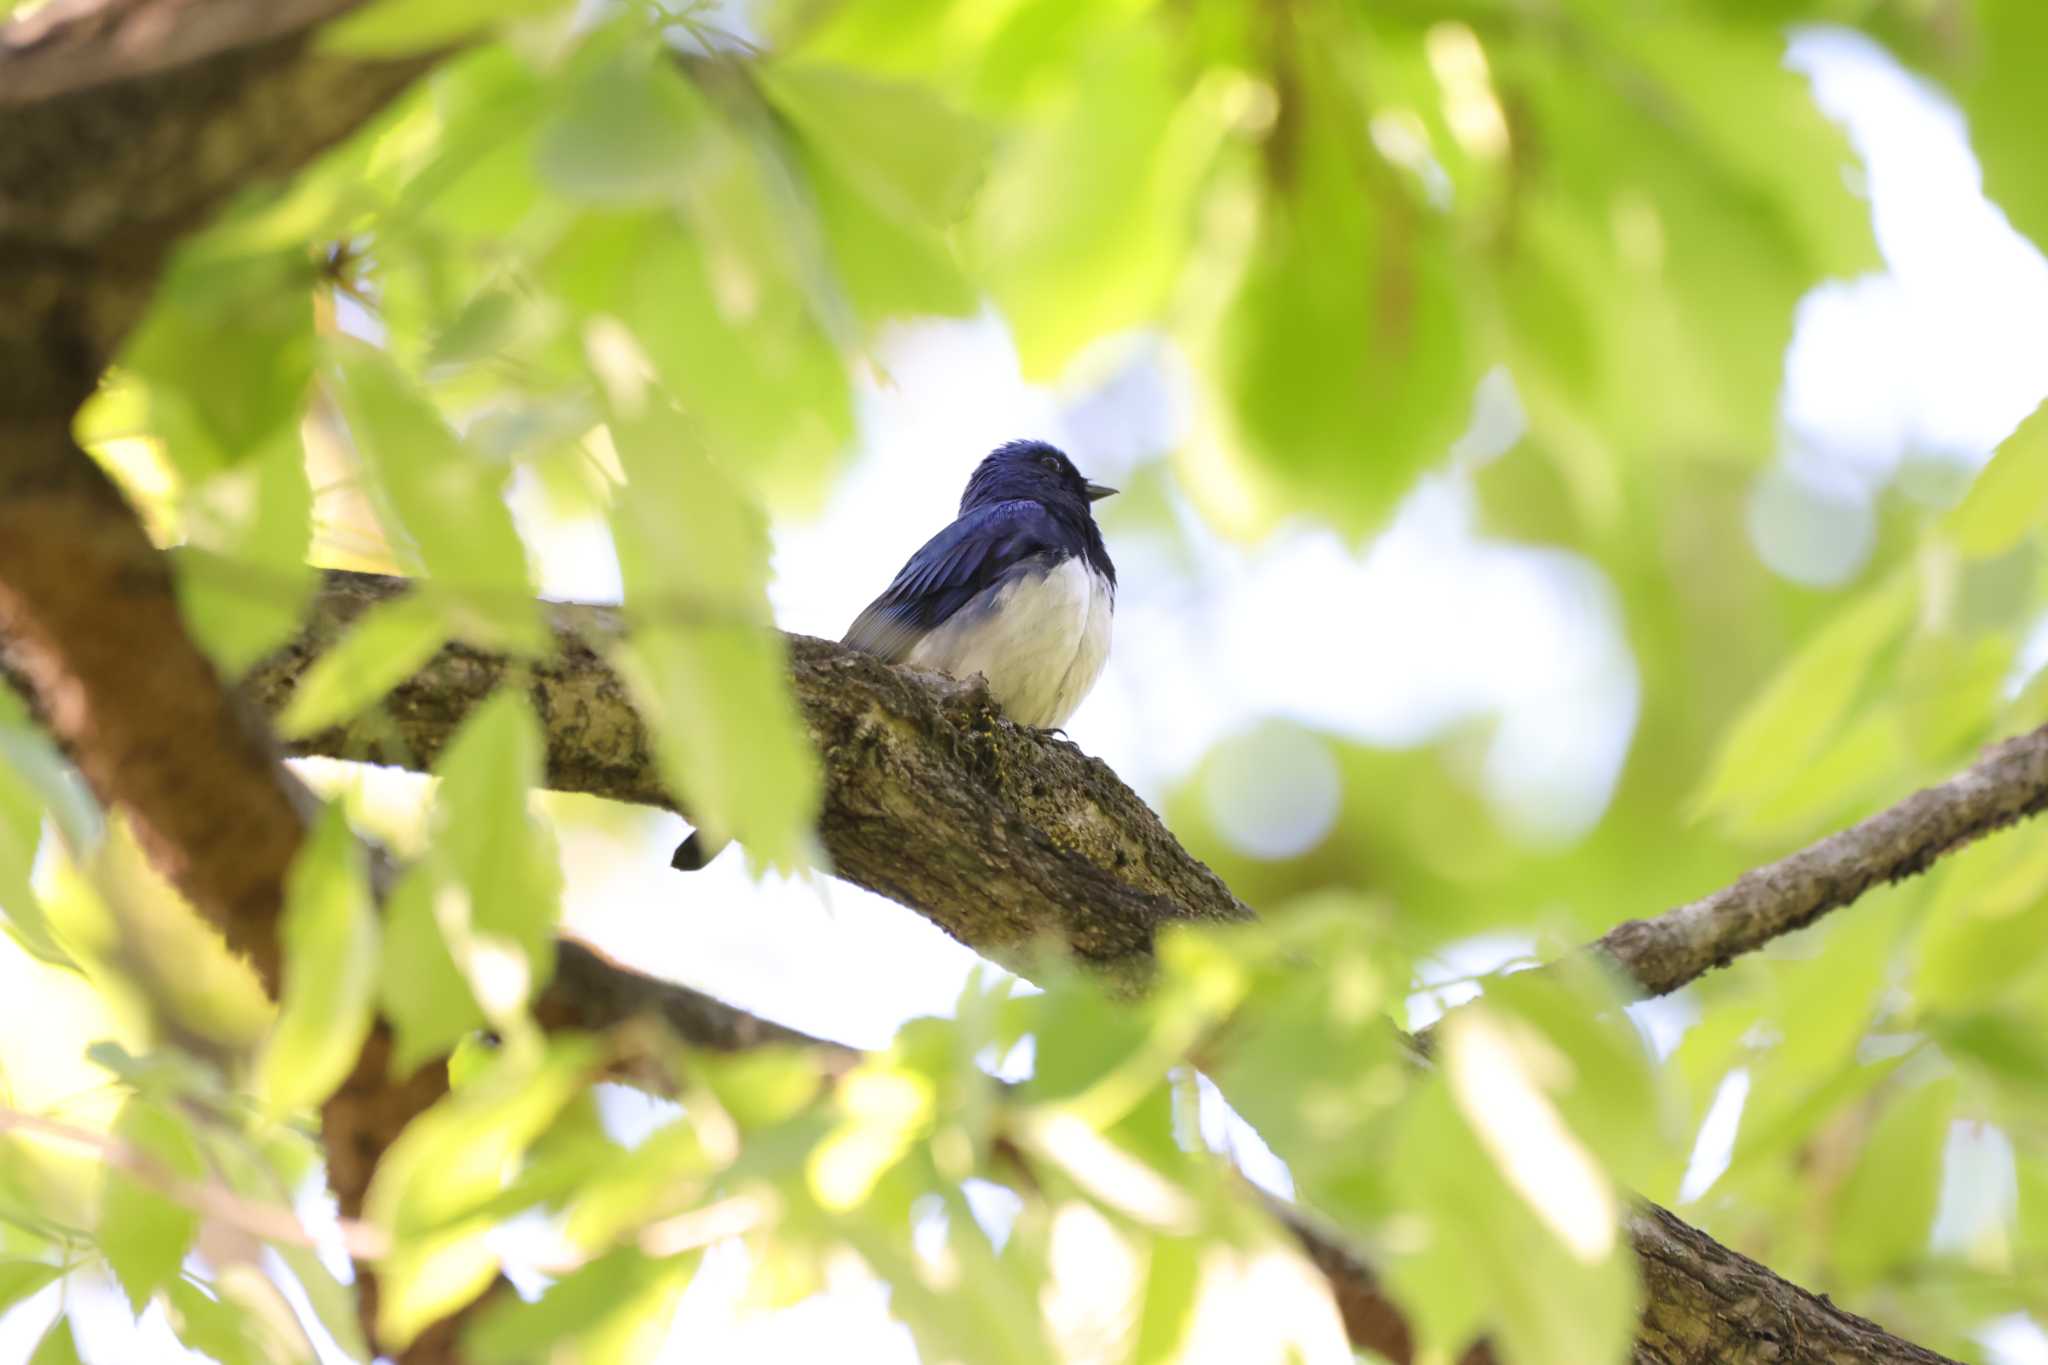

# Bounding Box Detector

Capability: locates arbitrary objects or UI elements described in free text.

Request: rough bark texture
[0,431,306,990]
[1628,1205,1959,1364]
[1591,724,2048,999]
[249,569,1255,983]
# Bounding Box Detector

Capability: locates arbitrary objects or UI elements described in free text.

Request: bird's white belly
[906,557,1113,728]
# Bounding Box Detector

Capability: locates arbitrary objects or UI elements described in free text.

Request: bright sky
[7,23,2048,1365]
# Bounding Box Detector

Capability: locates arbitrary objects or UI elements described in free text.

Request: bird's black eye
[1040,454,1061,474]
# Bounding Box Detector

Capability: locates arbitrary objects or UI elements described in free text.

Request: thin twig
[0,1106,388,1261]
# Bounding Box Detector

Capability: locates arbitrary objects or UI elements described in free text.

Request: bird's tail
[670,829,730,871]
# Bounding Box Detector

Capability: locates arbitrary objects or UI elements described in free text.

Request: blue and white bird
[673,439,1116,870]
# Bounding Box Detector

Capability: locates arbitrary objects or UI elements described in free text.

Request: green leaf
[164,1277,266,1365]
[431,691,562,999]
[761,64,991,227]
[1831,1076,1955,1287]
[273,1241,370,1364]
[276,593,450,739]
[27,1316,84,1365]
[1128,1235,1202,1365]
[118,247,316,479]
[322,0,568,55]
[1932,1010,2048,1088]
[1944,399,2048,558]
[1386,1060,1636,1365]
[326,343,544,652]
[0,1260,63,1314]
[99,1098,205,1312]
[604,404,820,869]
[1915,831,2048,1010]
[0,728,73,969]
[465,1247,697,1365]
[379,866,482,1077]
[1212,90,1477,535]
[380,692,563,1072]
[257,804,380,1114]
[535,44,705,205]
[366,1039,601,1347]
[618,229,853,510]
[1690,574,1913,822]
[971,26,1226,375]
[172,430,316,677]
[1958,0,2048,256]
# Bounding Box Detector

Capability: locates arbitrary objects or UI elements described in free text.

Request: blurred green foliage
[1,0,2046,1360]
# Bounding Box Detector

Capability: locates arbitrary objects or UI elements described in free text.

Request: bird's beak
[1085,481,1118,502]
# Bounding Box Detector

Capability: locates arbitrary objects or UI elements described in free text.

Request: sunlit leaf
[257,805,380,1114]
[118,246,316,480]
[99,1098,205,1312]
[379,866,480,1078]
[761,64,991,228]
[172,431,316,676]
[27,1316,84,1365]
[535,43,704,205]
[972,25,1224,375]
[1386,1066,1636,1365]
[1957,0,2048,256]
[1690,574,1913,822]
[1212,67,1477,536]
[0,725,75,969]
[322,0,569,56]
[1831,1075,1955,1287]
[466,1247,697,1365]
[164,1277,267,1365]
[277,593,449,739]
[1128,1234,1202,1365]
[604,402,820,869]
[1944,399,2048,559]
[326,342,544,652]
[367,1038,601,1346]
[380,692,563,1072]
[0,1260,63,1314]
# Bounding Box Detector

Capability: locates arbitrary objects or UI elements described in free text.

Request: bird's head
[960,440,1117,515]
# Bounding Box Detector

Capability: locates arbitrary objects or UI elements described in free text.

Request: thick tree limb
[250,569,1255,984]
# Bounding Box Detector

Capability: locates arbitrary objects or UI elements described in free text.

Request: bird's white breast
[905,557,1113,729]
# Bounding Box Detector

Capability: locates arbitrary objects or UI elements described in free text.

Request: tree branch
[253,570,1980,1363]
[250,569,1254,985]
[1588,723,2048,998]
[259,571,2048,1003]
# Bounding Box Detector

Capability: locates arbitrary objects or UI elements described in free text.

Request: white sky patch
[1678,1069,1751,1204]
[1932,1119,2018,1258]
[1982,1314,2048,1365]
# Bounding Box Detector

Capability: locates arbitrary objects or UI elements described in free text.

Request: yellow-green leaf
[257,804,380,1114]
[277,593,449,739]
[1690,574,1913,822]
[1945,399,2048,558]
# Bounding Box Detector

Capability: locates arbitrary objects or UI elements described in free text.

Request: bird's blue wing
[843,500,1064,662]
